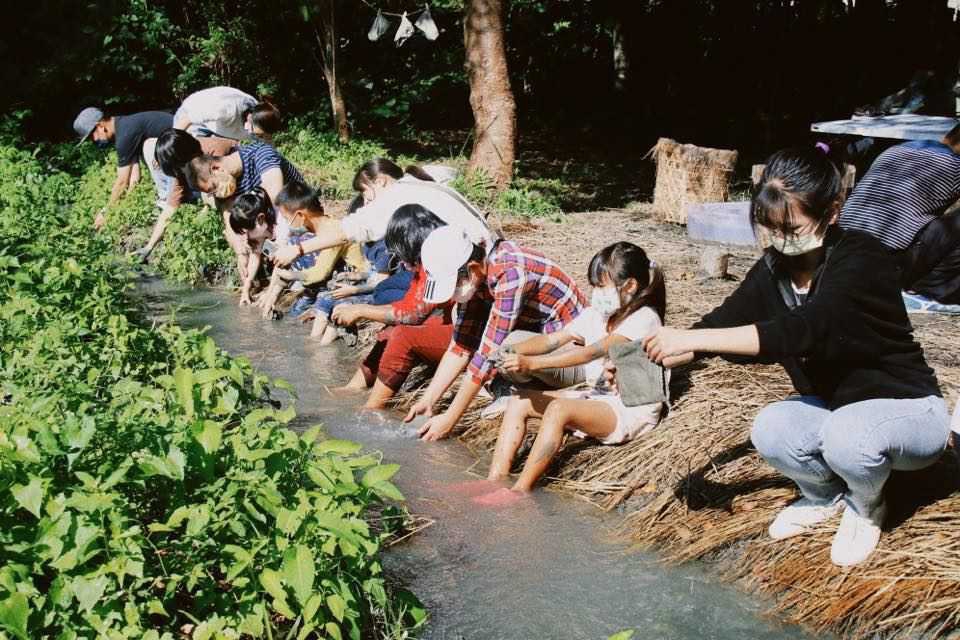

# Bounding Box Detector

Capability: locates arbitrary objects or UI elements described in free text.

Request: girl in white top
[173,87,281,142]
[271,158,498,267]
[475,242,669,506]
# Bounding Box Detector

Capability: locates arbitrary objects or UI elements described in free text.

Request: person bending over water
[226,188,277,306]
[476,242,668,505]
[403,226,586,441]
[331,204,455,409]
[643,147,949,567]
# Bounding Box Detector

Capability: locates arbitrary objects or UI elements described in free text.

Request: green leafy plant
[0,138,424,639]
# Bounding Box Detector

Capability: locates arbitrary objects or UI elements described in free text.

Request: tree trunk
[612,18,628,92]
[315,0,350,143]
[464,0,516,190]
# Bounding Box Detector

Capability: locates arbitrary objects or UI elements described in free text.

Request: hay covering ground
[399,207,960,639]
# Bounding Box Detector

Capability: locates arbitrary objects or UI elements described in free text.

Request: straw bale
[650,138,738,224]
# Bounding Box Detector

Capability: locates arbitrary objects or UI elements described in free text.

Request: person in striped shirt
[839,122,960,306]
[403,226,586,441]
[181,141,304,285]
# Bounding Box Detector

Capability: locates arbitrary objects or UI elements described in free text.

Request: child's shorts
[568,390,663,445]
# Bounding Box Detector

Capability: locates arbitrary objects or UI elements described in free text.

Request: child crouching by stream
[474,242,669,506]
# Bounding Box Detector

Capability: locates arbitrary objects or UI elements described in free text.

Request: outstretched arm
[643,325,759,364]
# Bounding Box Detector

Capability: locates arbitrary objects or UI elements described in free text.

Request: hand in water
[403,398,434,423]
[418,412,457,442]
[238,289,252,307]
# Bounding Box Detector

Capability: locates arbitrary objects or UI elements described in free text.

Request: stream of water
[142,278,812,640]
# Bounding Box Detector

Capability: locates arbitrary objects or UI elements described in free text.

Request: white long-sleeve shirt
[341,176,498,250]
[174,86,258,141]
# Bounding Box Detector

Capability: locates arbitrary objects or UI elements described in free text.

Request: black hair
[384,204,447,266]
[275,181,323,214]
[155,128,202,178]
[347,194,365,214]
[588,241,666,327]
[246,100,283,135]
[351,157,435,193]
[750,147,842,238]
[228,187,274,235]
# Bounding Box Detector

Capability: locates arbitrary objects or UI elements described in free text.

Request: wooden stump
[698,246,731,279]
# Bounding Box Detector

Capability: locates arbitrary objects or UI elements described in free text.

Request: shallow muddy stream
[143,278,812,640]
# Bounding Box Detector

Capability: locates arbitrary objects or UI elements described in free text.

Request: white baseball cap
[421,226,475,304]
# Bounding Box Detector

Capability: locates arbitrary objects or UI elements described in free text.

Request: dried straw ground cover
[418,208,960,639]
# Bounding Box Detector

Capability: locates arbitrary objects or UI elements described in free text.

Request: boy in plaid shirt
[404,226,586,440]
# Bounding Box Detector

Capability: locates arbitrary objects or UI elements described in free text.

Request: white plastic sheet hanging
[368,9,390,41]
[415,4,439,41]
[394,11,415,46]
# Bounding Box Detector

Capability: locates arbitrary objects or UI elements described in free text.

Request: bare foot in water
[473,487,529,507]
[442,479,503,497]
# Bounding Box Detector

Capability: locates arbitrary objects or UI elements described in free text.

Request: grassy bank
[0,140,424,637]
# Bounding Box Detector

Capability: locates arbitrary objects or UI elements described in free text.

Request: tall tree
[313,0,350,143]
[464,0,516,190]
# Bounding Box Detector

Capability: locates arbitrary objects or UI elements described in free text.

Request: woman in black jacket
[644,147,950,567]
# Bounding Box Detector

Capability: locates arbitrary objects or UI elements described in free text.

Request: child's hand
[602,361,618,393]
[501,353,534,374]
[238,290,252,307]
[331,285,358,300]
[332,304,363,326]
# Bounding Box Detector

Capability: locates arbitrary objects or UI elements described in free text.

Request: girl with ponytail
[475,241,669,505]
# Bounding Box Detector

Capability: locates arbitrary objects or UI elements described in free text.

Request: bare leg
[487,390,561,481]
[364,379,397,409]
[341,369,369,391]
[310,313,330,338]
[319,325,339,346]
[512,399,618,493]
[488,397,535,481]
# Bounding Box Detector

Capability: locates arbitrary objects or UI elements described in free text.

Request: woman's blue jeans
[750,395,949,516]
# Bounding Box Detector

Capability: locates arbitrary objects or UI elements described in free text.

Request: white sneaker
[768,497,843,540]
[830,502,886,567]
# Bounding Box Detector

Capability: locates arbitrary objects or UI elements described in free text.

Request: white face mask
[590,286,620,317]
[758,226,825,257]
[451,276,478,303]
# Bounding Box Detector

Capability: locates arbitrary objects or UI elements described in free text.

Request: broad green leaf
[0,592,29,640]
[303,593,323,623]
[276,507,305,536]
[282,545,315,606]
[73,574,109,614]
[193,367,228,385]
[326,594,346,623]
[11,476,43,518]
[259,569,287,603]
[314,439,362,455]
[371,480,405,502]
[608,632,635,640]
[192,420,222,455]
[325,622,343,640]
[361,464,400,487]
[201,337,217,367]
[173,367,194,418]
[313,512,363,546]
